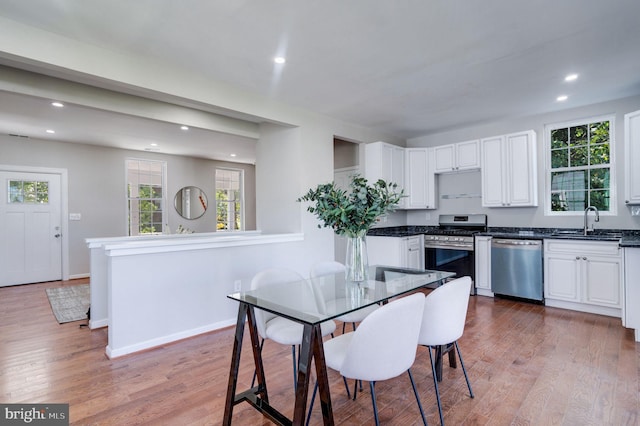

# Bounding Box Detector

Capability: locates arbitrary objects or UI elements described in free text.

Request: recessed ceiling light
[150,143,158,147]
[180,125,189,131]
[564,74,579,82]
[230,153,237,157]
[46,129,55,134]
[556,95,568,102]
[51,102,64,108]
[274,56,286,64]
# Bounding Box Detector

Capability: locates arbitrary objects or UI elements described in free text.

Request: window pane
[590,168,609,190]
[570,146,588,167]
[590,143,609,165]
[8,180,23,203]
[590,121,609,144]
[570,125,588,146]
[551,171,587,191]
[36,181,49,203]
[551,128,568,149]
[590,190,610,211]
[551,148,568,169]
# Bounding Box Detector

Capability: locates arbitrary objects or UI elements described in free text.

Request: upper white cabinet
[364,142,405,208]
[433,139,480,173]
[404,148,437,209]
[624,109,640,204]
[481,130,538,207]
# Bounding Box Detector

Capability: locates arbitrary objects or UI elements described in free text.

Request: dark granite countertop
[367,225,640,246]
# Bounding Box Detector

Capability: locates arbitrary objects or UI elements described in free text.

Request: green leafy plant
[297,175,403,237]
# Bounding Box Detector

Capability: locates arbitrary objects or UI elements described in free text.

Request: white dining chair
[418,276,474,426]
[250,268,336,391]
[309,260,379,333]
[306,292,427,426]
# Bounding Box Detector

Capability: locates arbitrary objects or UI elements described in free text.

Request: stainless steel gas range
[424,214,487,293]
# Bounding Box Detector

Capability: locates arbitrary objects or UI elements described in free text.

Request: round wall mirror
[174,186,207,219]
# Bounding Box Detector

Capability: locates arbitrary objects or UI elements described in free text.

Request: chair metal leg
[292,345,298,391]
[428,346,445,426]
[250,338,265,388]
[342,376,351,399]
[342,322,346,334]
[369,381,380,426]
[454,341,474,398]
[352,379,358,400]
[351,322,356,331]
[407,368,428,426]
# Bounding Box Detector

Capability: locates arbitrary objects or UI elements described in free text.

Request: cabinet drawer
[544,239,620,257]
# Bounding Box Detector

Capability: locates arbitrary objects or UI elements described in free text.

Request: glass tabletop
[227,265,455,325]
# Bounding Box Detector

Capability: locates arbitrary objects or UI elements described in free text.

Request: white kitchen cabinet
[367,234,424,269]
[404,148,437,209]
[365,142,405,208]
[623,247,640,342]
[624,109,640,205]
[481,130,538,207]
[544,239,622,317]
[474,236,493,297]
[433,139,480,173]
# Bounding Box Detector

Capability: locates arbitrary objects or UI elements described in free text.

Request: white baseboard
[105,318,236,359]
[69,273,90,280]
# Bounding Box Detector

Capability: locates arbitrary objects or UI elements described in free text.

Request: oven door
[425,245,475,293]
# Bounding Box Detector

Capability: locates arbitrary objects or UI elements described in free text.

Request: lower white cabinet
[474,236,493,297]
[367,235,424,269]
[544,239,622,317]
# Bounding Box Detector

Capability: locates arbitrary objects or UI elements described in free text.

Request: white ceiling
[1,0,640,159]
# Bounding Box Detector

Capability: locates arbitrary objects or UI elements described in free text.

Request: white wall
[407,95,640,230]
[0,135,256,276]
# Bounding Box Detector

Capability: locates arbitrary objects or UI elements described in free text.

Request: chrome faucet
[583,206,600,235]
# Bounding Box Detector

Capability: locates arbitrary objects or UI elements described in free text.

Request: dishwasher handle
[492,239,542,246]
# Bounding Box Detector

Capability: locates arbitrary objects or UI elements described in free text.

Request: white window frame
[125,158,167,235]
[544,114,617,216]
[215,167,244,231]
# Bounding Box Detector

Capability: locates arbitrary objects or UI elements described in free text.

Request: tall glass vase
[345,232,369,282]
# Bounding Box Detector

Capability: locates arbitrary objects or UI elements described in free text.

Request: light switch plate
[69,213,81,221]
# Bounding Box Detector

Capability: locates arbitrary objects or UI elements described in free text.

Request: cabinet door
[404,236,424,269]
[545,255,580,301]
[367,236,403,267]
[481,135,505,207]
[505,131,537,207]
[456,140,480,170]
[391,146,405,208]
[433,144,455,173]
[404,148,435,209]
[624,109,640,204]
[584,256,621,307]
[474,236,492,292]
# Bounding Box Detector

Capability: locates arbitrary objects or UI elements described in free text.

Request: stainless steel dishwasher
[491,238,543,302]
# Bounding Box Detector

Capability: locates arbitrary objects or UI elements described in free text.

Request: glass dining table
[222,265,455,426]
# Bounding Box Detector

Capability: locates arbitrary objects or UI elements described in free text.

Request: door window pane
[7,180,49,204]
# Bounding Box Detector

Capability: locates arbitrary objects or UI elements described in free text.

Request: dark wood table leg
[222,303,249,426]
[292,323,334,425]
[311,325,334,425]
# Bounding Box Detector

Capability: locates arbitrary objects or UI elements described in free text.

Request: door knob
[54,234,61,238]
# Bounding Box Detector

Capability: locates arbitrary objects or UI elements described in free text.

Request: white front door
[0,171,62,286]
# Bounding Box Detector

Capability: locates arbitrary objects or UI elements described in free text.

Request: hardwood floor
[1,279,638,425]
